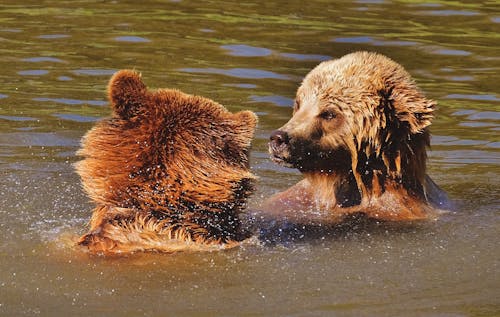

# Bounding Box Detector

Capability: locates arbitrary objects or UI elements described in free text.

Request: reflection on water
[0,0,499,316]
[222,44,273,57]
[114,36,151,43]
[180,67,292,80]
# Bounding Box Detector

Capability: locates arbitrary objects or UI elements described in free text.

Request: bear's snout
[269,130,293,166]
[270,130,289,146]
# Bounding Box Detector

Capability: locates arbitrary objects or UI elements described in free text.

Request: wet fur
[76,70,257,254]
[264,51,448,225]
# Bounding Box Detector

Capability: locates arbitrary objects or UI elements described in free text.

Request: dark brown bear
[264,51,448,225]
[76,70,257,254]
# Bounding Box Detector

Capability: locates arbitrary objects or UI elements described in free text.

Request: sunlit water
[0,1,498,316]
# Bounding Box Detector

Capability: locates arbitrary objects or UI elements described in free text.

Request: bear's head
[76,70,257,240]
[269,51,435,200]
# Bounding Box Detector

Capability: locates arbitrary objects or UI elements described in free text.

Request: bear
[75,70,258,254]
[262,51,449,227]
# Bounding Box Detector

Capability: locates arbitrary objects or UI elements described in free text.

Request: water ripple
[33,97,107,106]
[356,0,386,3]
[114,36,151,43]
[280,53,331,61]
[433,135,488,147]
[221,44,272,57]
[223,83,257,89]
[0,132,77,147]
[459,122,497,128]
[421,10,480,16]
[432,149,499,164]
[332,36,473,58]
[431,49,472,56]
[466,111,500,121]
[17,70,49,76]
[221,44,331,61]
[332,36,416,47]
[0,115,37,122]
[53,114,100,122]
[37,34,70,39]
[452,110,476,116]
[445,94,500,102]
[333,36,372,44]
[250,95,293,107]
[0,28,22,33]
[22,57,65,63]
[57,76,73,81]
[72,68,117,76]
[486,142,500,149]
[447,76,474,82]
[179,67,290,80]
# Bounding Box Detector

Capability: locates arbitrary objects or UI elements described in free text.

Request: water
[0,1,499,316]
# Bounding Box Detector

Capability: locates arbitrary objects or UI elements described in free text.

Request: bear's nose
[270,130,289,146]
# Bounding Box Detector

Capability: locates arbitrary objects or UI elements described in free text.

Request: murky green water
[0,1,499,316]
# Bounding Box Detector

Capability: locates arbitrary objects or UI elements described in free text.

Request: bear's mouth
[268,142,294,168]
[269,137,352,172]
[270,153,295,168]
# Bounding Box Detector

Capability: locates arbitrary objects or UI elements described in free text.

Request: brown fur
[264,51,448,224]
[76,70,257,254]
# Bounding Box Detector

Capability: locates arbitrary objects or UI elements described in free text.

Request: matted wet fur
[263,51,449,226]
[76,70,257,254]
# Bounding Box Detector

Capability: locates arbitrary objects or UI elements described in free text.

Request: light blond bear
[265,51,448,225]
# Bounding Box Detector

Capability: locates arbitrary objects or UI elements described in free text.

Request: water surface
[0,1,499,316]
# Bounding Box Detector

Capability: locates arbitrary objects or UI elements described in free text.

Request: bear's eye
[319,110,337,120]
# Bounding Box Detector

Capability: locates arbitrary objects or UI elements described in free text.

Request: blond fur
[264,51,447,224]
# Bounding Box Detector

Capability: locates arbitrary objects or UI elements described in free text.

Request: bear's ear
[107,70,148,119]
[231,110,258,144]
[380,83,435,134]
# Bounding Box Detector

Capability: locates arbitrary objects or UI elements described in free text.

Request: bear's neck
[302,168,425,209]
[303,171,360,208]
